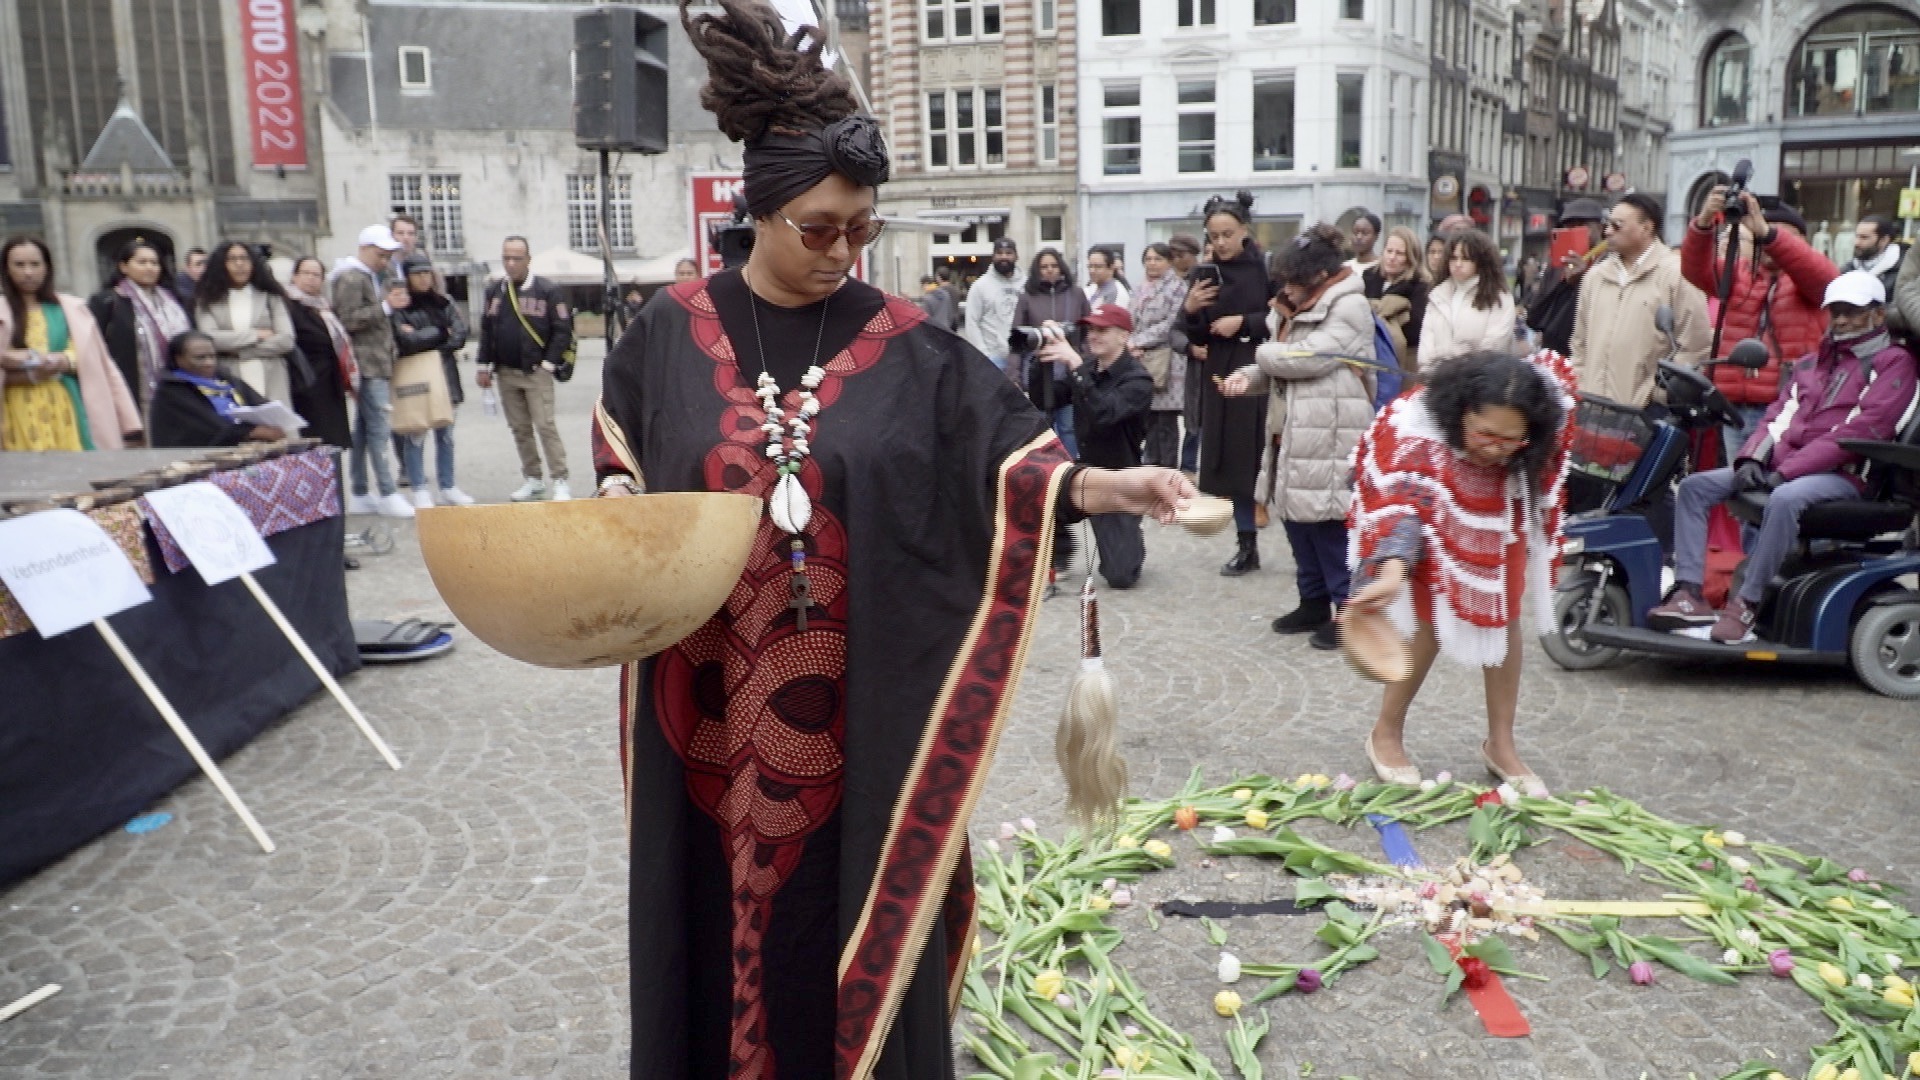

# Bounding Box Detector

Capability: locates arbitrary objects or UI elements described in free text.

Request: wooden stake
[0,984,59,1023]
[92,619,275,853]
[239,572,402,771]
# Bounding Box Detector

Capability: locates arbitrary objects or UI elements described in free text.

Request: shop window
[1790,8,1920,118]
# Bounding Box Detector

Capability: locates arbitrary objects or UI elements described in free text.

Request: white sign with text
[142,483,276,586]
[0,509,152,637]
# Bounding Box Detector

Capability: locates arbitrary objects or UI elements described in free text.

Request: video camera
[1721,158,1753,220]
[711,194,756,270]
[1012,323,1082,352]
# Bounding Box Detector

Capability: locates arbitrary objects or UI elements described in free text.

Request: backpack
[1368,315,1403,413]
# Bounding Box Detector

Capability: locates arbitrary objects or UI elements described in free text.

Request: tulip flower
[1309,773,1333,787]
[1143,839,1173,859]
[1419,779,1437,792]
[1244,808,1270,829]
[987,838,1002,854]
[1728,855,1752,873]
[1886,953,1903,973]
[1102,877,1118,892]
[1818,962,1848,989]
[1883,983,1914,1008]
[1089,895,1113,911]
[1293,773,1315,787]
[1333,773,1356,791]
[1033,969,1064,998]
[1768,950,1795,978]
[1173,806,1199,831]
[1295,968,1323,993]
[1628,961,1654,986]
[1111,887,1134,907]
[1213,990,1243,1017]
[1233,787,1254,801]
[1456,955,1491,989]
[1435,770,1452,783]
[1495,782,1519,804]
[1848,867,1871,883]
[1218,952,1242,983]
[1720,830,1746,846]
[1736,928,1761,949]
[1113,1045,1136,1069]
[1811,1065,1839,1080]
[1474,790,1503,808]
[1909,1052,1920,1074]
[1211,825,1236,844]
[997,821,1017,840]
[1115,834,1139,849]
[1836,1069,1858,1080]
[1886,973,1911,993]
[1829,895,1855,912]
[1702,831,1725,848]
[1855,972,1875,991]
[1722,949,1741,965]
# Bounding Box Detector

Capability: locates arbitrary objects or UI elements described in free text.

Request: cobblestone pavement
[3,341,1916,1079]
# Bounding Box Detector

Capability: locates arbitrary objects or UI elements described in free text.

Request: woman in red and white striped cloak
[1345,349,1577,794]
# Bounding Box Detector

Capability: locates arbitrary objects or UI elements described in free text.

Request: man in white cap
[1651,270,1917,643]
[331,224,412,517]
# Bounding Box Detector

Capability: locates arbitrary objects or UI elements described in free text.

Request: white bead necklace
[743,272,834,630]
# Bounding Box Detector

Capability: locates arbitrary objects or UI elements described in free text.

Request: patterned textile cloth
[144,447,341,574]
[1348,349,1577,668]
[0,502,155,640]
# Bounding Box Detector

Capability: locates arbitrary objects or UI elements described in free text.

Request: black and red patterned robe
[593,270,1073,1080]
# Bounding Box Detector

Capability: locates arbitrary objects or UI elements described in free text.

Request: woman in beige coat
[1418,229,1516,372]
[1221,224,1378,649]
[194,241,296,405]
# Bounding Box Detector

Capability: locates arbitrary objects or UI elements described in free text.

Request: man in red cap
[1036,304,1154,587]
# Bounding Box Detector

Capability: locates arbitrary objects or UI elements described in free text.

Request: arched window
[1789,6,1920,118]
[1702,33,1752,127]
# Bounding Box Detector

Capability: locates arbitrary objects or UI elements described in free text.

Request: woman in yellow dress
[0,237,142,451]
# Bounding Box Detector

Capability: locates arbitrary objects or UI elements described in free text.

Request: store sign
[1900,188,1920,220]
[239,0,308,168]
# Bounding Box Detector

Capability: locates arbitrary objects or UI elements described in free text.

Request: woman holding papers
[149,331,286,447]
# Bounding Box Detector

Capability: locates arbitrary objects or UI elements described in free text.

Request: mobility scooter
[1542,311,1920,700]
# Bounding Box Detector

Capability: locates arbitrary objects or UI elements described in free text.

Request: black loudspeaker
[574,5,669,154]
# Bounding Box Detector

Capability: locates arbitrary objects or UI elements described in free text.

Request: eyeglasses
[1603,219,1633,233]
[778,212,887,252]
[1466,429,1530,451]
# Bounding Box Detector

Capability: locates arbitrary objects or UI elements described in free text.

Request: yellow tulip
[1309,773,1333,787]
[1213,990,1243,1017]
[1702,831,1725,848]
[1293,773,1315,787]
[1245,808,1270,829]
[1115,834,1139,849]
[1828,895,1854,911]
[1884,983,1915,1008]
[1818,962,1848,989]
[1836,1068,1859,1080]
[1113,1046,1135,1069]
[1884,973,1911,993]
[1233,788,1254,801]
[1033,969,1064,999]
[1089,895,1113,911]
[1909,1052,1920,1074]
[1812,1065,1839,1080]
[1143,839,1174,860]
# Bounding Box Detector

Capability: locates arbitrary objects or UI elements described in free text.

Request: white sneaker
[345,492,379,515]
[549,479,573,502]
[509,479,546,502]
[376,492,417,518]
[411,489,435,510]
[437,487,475,506]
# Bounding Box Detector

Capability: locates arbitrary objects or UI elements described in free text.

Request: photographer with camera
[1035,304,1154,588]
[1010,248,1091,458]
[1682,184,1837,459]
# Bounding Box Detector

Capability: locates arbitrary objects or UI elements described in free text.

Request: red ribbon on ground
[1443,936,1531,1038]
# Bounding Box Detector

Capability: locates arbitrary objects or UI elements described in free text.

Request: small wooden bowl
[1339,606,1412,683]
[1174,496,1236,537]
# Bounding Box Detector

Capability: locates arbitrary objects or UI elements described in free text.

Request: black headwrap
[741,113,891,218]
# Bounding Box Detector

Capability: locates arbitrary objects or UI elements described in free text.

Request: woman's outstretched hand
[1343,559,1408,616]
[1076,467,1196,524]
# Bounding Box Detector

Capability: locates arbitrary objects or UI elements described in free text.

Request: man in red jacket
[1682,189,1839,460]
[1650,272,1917,644]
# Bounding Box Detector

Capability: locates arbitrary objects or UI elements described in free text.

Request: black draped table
[0,446,358,887]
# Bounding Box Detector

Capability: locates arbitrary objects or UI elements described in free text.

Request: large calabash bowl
[417,493,761,669]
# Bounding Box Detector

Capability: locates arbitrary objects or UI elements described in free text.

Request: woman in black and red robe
[592,4,1193,1078]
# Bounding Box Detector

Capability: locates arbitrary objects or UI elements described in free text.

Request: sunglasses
[1466,429,1530,450]
[778,212,887,252]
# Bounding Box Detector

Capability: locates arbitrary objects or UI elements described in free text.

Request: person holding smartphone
[1523,198,1605,356]
[1183,191,1272,576]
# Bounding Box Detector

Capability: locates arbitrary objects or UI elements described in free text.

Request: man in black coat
[1524,197,1606,355]
[476,235,575,501]
[1036,303,1154,588]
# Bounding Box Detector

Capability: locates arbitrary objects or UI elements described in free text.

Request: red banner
[239,0,308,168]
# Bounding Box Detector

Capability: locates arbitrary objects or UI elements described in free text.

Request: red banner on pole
[239,0,308,169]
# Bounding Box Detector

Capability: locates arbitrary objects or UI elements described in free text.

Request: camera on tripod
[1721,158,1753,220]
[1013,323,1082,351]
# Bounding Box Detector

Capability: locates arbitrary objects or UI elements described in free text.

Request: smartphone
[1549,227,1590,268]
[1188,264,1222,289]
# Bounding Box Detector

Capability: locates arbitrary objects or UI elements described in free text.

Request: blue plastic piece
[124,812,172,835]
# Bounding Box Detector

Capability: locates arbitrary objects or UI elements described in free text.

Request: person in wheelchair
[1650,271,1917,644]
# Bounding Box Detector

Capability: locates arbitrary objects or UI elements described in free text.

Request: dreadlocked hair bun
[680,0,861,143]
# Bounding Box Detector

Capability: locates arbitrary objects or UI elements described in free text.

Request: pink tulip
[1847,867,1870,883]
[1768,950,1795,978]
[998,822,1017,840]
[1629,961,1655,986]
[1742,877,1760,892]
[1333,773,1356,791]
[1295,968,1323,993]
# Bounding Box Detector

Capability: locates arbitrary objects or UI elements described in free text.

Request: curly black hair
[194,241,286,314]
[679,0,860,142]
[1272,222,1348,288]
[1422,350,1565,493]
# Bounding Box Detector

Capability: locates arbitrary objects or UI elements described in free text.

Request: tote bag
[390,350,453,435]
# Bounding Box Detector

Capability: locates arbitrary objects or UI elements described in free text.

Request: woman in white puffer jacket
[1221,224,1377,649]
[1418,228,1516,371]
